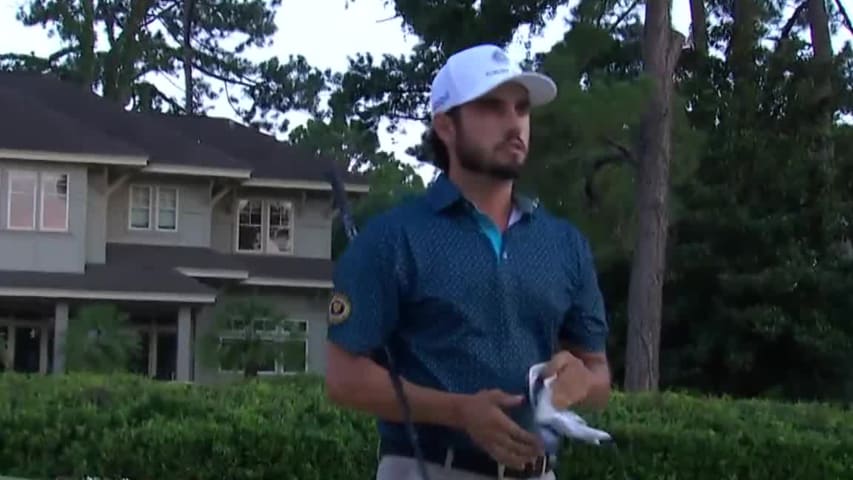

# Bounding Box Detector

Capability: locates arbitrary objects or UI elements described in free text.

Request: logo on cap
[492,49,510,64]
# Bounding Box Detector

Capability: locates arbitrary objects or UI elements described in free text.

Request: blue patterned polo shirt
[326,173,608,451]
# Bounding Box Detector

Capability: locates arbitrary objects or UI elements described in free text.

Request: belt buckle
[504,456,547,479]
[525,456,547,477]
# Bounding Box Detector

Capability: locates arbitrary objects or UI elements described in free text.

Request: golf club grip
[325,168,431,480]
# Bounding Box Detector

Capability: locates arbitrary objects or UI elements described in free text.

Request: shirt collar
[426,173,539,215]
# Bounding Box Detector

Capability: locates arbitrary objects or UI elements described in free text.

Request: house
[0,72,368,382]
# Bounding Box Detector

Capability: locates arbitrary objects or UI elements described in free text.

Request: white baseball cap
[430,44,558,118]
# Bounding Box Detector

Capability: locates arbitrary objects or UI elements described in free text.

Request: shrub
[0,373,851,479]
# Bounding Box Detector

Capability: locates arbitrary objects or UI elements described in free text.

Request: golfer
[324,43,612,480]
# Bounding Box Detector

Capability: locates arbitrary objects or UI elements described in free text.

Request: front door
[13,325,42,373]
[155,332,177,380]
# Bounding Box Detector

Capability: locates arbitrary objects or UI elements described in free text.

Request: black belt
[380,440,553,478]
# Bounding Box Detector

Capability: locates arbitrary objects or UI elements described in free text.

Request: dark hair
[427,107,459,173]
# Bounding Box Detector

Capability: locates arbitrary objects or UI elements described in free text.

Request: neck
[447,168,514,230]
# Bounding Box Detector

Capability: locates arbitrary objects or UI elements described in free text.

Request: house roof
[0,72,368,190]
[105,242,333,286]
[0,73,249,175]
[106,242,246,273]
[0,243,335,302]
[158,115,366,186]
[0,264,218,304]
[0,83,145,158]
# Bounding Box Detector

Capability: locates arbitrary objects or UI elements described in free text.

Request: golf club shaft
[325,168,431,480]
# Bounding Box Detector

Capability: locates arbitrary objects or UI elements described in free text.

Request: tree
[64,303,140,374]
[196,296,304,379]
[623,0,685,392]
[0,0,326,120]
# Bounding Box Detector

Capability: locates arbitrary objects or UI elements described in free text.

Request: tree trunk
[807,0,833,124]
[183,0,195,114]
[807,0,836,244]
[688,0,707,56]
[623,0,684,392]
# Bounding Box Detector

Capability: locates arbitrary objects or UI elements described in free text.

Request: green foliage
[519,20,703,270]
[1,373,852,479]
[196,296,303,378]
[0,330,8,372]
[64,303,140,374]
[0,0,326,118]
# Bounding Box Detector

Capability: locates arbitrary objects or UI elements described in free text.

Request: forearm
[573,358,611,411]
[326,348,465,428]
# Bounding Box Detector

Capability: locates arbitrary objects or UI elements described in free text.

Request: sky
[0,0,849,182]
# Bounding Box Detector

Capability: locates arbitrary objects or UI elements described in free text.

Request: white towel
[527,362,612,453]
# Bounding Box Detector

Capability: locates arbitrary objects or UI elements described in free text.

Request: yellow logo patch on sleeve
[328,292,351,325]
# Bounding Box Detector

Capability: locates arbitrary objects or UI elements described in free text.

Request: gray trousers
[376,454,557,480]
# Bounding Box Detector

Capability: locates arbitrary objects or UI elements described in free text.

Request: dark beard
[456,140,522,180]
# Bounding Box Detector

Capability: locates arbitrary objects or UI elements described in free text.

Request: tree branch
[191,60,256,88]
[834,0,853,37]
[584,152,637,207]
[776,1,808,49]
[603,136,638,164]
[609,0,642,33]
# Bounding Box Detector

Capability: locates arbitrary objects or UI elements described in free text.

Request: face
[437,82,531,180]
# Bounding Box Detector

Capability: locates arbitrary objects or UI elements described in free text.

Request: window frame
[128,184,179,232]
[155,186,179,232]
[128,184,153,231]
[39,172,70,232]
[216,318,308,375]
[6,169,70,233]
[234,197,295,255]
[6,170,38,231]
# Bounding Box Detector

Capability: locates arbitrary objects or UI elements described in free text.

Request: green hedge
[1,372,851,479]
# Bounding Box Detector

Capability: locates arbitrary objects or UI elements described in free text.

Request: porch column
[176,306,192,381]
[53,302,69,374]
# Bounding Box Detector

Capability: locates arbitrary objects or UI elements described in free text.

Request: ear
[432,113,456,146]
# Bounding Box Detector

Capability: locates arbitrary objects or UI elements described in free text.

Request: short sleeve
[326,220,403,356]
[560,228,609,353]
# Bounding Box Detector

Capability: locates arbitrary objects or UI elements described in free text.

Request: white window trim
[235,198,264,254]
[6,170,37,231]
[6,169,70,233]
[234,198,295,255]
[216,318,308,375]
[155,186,179,232]
[128,184,152,231]
[128,184,179,232]
[39,172,70,232]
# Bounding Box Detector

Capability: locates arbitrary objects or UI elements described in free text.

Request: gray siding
[86,169,107,263]
[0,160,88,273]
[106,174,211,247]
[193,287,329,384]
[210,189,333,259]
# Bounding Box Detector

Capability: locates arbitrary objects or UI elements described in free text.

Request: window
[266,200,293,253]
[235,198,294,254]
[237,199,263,251]
[217,319,308,375]
[7,171,37,230]
[129,186,151,229]
[156,187,178,231]
[129,185,178,232]
[40,173,69,231]
[7,170,69,232]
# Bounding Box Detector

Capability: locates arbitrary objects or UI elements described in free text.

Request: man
[324,44,611,480]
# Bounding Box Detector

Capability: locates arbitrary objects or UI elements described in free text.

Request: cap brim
[509,72,558,107]
[431,71,558,118]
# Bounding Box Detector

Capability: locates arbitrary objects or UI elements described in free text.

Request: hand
[457,389,544,469]
[543,351,593,409]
